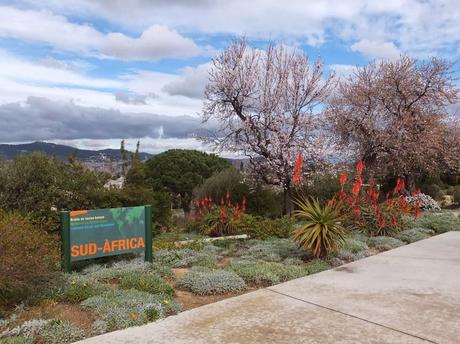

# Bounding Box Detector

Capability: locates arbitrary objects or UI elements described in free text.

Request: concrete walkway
[77,232,460,344]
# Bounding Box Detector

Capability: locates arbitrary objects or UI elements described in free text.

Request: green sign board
[61,205,152,272]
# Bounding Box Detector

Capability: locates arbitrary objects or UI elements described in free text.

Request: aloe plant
[292,197,347,258]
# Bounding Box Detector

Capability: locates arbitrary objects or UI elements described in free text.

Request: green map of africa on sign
[110,206,145,237]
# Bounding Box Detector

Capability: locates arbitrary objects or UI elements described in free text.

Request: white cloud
[0,51,205,116]
[0,50,122,89]
[25,0,460,58]
[329,64,357,78]
[351,39,401,60]
[0,6,202,61]
[162,63,211,99]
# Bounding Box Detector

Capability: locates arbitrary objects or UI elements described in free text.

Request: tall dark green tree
[145,149,230,217]
[125,140,146,188]
[120,139,129,177]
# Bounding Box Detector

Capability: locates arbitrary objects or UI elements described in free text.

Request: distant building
[104,176,125,189]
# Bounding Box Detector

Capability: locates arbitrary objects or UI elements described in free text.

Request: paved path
[77,232,460,344]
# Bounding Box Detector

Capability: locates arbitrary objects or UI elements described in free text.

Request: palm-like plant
[292,197,347,258]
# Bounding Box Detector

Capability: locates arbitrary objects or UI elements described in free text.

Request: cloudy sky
[0,0,459,153]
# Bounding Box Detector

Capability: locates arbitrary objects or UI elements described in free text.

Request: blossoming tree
[202,38,335,214]
[326,56,460,191]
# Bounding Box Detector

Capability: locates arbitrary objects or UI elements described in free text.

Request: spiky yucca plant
[292,197,347,258]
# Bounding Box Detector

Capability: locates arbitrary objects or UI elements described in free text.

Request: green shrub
[119,272,174,296]
[91,319,108,336]
[48,274,109,303]
[403,213,460,233]
[241,238,302,262]
[0,212,59,307]
[0,153,109,232]
[292,197,346,258]
[298,172,342,202]
[420,183,444,200]
[194,167,250,207]
[154,246,221,268]
[337,249,371,262]
[176,268,246,295]
[199,206,243,237]
[394,228,434,243]
[1,336,34,344]
[81,289,180,331]
[226,259,324,286]
[40,319,85,344]
[367,236,405,250]
[246,216,296,239]
[194,167,282,218]
[342,238,369,254]
[1,319,49,341]
[248,185,283,218]
[449,185,460,203]
[304,259,331,274]
[81,258,172,281]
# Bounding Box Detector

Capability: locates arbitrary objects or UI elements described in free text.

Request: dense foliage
[0,212,59,307]
[292,197,346,258]
[145,149,230,216]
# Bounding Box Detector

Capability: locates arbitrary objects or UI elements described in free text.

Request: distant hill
[0,141,153,162]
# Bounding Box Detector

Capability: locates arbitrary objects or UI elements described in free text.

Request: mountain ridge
[0,141,153,162]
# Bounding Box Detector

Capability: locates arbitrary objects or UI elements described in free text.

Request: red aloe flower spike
[226,191,230,200]
[356,160,364,175]
[379,216,385,229]
[353,206,360,223]
[339,172,347,189]
[237,211,241,219]
[352,180,361,196]
[414,202,421,218]
[393,178,405,194]
[293,152,303,187]
[220,197,224,206]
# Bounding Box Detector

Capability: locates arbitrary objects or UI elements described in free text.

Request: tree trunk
[181,197,191,219]
[404,174,416,194]
[283,184,293,216]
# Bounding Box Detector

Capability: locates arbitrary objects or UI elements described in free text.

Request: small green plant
[292,197,347,258]
[176,268,246,295]
[403,213,460,233]
[1,337,34,344]
[154,246,221,269]
[119,272,174,296]
[304,259,331,274]
[240,238,302,262]
[91,319,108,336]
[81,289,180,331]
[342,238,369,254]
[245,216,296,239]
[394,228,434,243]
[47,274,108,303]
[367,236,405,251]
[226,259,327,286]
[40,319,85,344]
[0,319,49,342]
[81,258,172,281]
